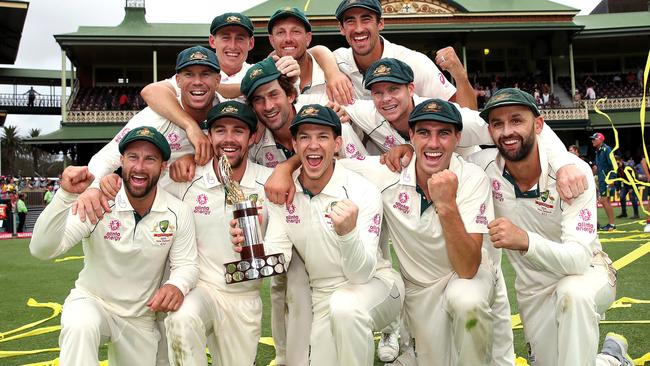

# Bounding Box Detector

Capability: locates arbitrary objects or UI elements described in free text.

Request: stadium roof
[24,124,123,145]
[0,1,29,64]
[0,67,72,85]
[574,11,650,38]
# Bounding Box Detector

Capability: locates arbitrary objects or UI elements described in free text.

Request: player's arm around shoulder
[164,195,199,297]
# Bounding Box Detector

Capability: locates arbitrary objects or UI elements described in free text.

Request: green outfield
[0,209,649,366]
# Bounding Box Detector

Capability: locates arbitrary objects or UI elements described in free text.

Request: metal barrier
[0,93,61,108]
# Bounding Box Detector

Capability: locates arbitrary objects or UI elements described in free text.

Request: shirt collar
[496,142,549,198]
[294,160,349,199]
[309,53,326,89]
[113,183,168,213]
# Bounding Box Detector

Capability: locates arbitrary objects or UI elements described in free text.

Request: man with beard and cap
[158,101,274,366]
[591,132,617,231]
[231,104,404,366]
[29,127,198,366]
[470,88,626,366]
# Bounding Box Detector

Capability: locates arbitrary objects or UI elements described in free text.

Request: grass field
[0,209,649,365]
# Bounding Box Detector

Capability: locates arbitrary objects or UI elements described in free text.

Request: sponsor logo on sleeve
[576,208,595,233]
[166,132,181,151]
[368,213,381,236]
[345,143,366,160]
[475,203,488,225]
[383,135,396,149]
[114,128,131,143]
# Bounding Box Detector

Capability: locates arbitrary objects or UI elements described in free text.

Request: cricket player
[29,127,199,366]
[157,101,272,365]
[470,88,621,366]
[591,132,617,231]
[231,104,404,366]
[329,0,475,109]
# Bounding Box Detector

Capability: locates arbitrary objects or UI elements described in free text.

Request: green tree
[1,125,24,175]
[28,128,42,175]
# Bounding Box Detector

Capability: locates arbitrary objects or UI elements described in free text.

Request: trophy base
[224,253,286,284]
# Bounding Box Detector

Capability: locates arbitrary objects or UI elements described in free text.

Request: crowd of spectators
[472,75,560,109]
[1,176,59,198]
[561,69,647,103]
[70,86,146,111]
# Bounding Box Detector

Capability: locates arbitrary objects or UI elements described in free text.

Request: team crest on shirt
[104,219,122,241]
[534,190,555,215]
[393,192,410,214]
[368,213,381,236]
[152,220,175,246]
[491,179,504,202]
[194,194,211,215]
[475,203,488,225]
[346,143,366,160]
[286,203,300,224]
[324,201,337,229]
[166,132,181,151]
[576,209,596,234]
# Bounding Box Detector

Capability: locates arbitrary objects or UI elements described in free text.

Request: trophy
[217,155,286,284]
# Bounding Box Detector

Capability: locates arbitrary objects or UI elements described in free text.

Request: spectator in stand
[574,90,583,105]
[625,72,636,85]
[586,84,596,100]
[490,80,499,96]
[541,85,551,107]
[43,185,54,205]
[118,92,129,110]
[618,155,639,219]
[17,193,28,232]
[24,87,40,107]
[568,145,580,156]
[637,66,644,87]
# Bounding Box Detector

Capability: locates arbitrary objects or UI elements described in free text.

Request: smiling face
[293,124,342,190]
[209,25,254,76]
[208,118,253,170]
[409,121,460,177]
[120,140,167,199]
[250,79,296,132]
[269,17,312,61]
[487,105,542,162]
[176,65,220,113]
[338,8,384,57]
[370,81,415,124]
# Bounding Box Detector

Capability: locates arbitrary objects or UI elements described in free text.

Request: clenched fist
[427,170,458,211]
[328,199,358,236]
[488,217,529,251]
[61,166,95,194]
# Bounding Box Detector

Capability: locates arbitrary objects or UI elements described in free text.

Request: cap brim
[479,101,540,121]
[176,60,220,73]
[212,23,254,37]
[290,119,341,135]
[245,73,282,98]
[268,12,311,33]
[364,75,411,90]
[336,4,380,20]
[409,114,463,130]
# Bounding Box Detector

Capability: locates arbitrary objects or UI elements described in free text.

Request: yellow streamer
[53,256,84,263]
[303,0,311,12]
[0,325,60,343]
[612,242,650,270]
[0,299,61,340]
[0,348,59,358]
[634,352,650,366]
[598,51,650,216]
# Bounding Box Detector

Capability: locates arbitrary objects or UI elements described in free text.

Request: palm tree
[29,128,42,175]
[1,125,23,175]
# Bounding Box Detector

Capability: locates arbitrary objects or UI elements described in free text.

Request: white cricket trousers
[310,274,404,366]
[59,289,159,366]
[405,260,497,366]
[518,259,616,366]
[165,285,262,366]
[270,248,312,365]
